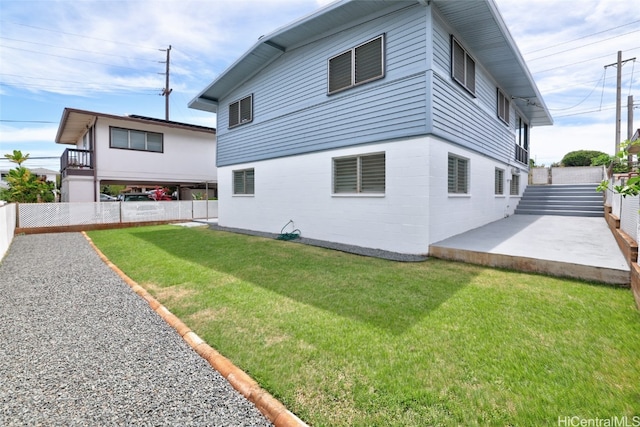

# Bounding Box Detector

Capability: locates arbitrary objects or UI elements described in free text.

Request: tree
[561,150,609,167]
[0,150,55,203]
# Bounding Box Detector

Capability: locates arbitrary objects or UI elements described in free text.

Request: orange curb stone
[183,331,204,347]
[254,392,287,422]
[227,371,260,399]
[82,231,309,427]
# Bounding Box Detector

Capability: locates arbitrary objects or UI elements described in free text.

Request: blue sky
[0,0,638,171]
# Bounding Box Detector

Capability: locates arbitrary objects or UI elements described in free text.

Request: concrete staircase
[515,184,603,217]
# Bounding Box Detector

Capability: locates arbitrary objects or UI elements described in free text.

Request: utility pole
[160,45,173,120]
[604,51,635,154]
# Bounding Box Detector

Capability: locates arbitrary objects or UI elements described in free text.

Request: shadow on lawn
[131,227,479,335]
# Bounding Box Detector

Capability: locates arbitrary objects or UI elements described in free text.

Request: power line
[0,36,159,63]
[1,45,158,73]
[533,47,640,74]
[525,19,640,54]
[0,120,57,123]
[528,29,640,61]
[0,20,160,51]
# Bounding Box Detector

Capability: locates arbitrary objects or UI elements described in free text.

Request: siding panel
[217,4,428,166]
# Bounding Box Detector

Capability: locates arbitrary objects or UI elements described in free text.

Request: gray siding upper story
[205,1,545,167]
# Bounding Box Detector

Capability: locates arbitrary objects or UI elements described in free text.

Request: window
[110,127,163,152]
[448,154,468,194]
[510,173,520,195]
[495,168,504,195]
[497,89,510,124]
[328,35,384,94]
[451,37,476,95]
[515,116,529,164]
[229,95,253,128]
[233,168,254,195]
[333,152,385,194]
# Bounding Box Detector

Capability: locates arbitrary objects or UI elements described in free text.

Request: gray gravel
[0,232,272,427]
[205,223,428,262]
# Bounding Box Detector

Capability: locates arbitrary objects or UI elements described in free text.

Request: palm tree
[4,150,30,166]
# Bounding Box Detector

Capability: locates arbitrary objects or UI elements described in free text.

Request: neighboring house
[1,168,59,187]
[189,0,553,255]
[55,108,216,202]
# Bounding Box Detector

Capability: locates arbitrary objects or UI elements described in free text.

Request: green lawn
[87,225,640,426]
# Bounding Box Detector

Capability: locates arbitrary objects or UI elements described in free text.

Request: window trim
[327,34,385,95]
[109,126,164,153]
[448,154,469,195]
[495,168,505,195]
[451,36,476,96]
[232,168,255,196]
[228,94,253,129]
[497,89,510,125]
[332,152,386,195]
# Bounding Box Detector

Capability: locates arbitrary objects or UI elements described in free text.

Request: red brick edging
[82,232,308,427]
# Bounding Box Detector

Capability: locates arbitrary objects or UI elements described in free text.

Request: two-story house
[55,108,217,202]
[189,0,552,255]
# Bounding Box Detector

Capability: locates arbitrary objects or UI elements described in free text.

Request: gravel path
[0,233,272,427]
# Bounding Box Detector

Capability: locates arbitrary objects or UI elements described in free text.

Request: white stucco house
[55,108,217,202]
[189,0,552,255]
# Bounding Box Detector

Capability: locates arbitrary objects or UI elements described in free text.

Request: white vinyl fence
[605,177,639,242]
[0,202,17,261]
[530,166,606,185]
[17,200,218,229]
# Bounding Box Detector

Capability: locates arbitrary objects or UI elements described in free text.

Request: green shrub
[561,150,609,166]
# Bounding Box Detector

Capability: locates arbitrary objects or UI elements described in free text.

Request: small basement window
[233,168,255,195]
[448,154,469,194]
[333,152,385,194]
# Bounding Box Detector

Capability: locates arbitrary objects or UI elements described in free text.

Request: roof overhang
[55,108,216,145]
[189,0,552,127]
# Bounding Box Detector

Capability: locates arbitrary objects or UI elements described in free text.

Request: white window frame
[451,36,476,96]
[497,89,510,124]
[109,127,163,153]
[328,35,385,95]
[495,168,504,195]
[228,95,253,129]
[233,168,255,195]
[448,154,469,194]
[333,152,385,195]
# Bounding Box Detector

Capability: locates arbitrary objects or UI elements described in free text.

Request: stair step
[514,209,603,217]
[516,185,604,218]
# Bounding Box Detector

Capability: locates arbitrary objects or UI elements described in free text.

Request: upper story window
[515,116,530,164]
[451,36,476,95]
[229,95,253,128]
[328,35,385,95]
[497,89,510,124]
[110,127,163,153]
[333,152,385,194]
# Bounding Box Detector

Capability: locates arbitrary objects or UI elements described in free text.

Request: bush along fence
[13,200,218,233]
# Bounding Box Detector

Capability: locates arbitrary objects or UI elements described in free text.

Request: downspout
[91,117,98,202]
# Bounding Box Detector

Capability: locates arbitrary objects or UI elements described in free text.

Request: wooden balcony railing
[61,149,93,177]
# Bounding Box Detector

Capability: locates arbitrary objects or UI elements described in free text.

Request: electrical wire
[0,36,159,63]
[0,20,160,51]
[525,19,640,54]
[547,69,606,111]
[528,29,640,62]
